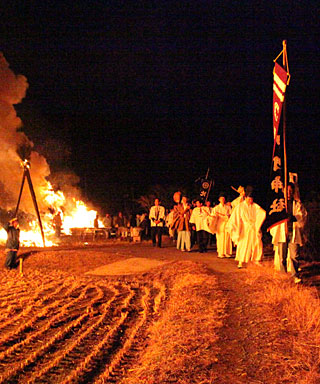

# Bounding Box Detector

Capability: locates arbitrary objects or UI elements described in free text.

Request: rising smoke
[0,53,51,213]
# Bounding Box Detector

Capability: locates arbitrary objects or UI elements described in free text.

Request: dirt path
[82,241,292,383]
[76,241,288,382]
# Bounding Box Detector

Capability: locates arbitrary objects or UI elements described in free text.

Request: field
[1,241,320,384]
[0,243,224,384]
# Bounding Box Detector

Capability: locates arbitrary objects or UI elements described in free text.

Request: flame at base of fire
[0,185,102,248]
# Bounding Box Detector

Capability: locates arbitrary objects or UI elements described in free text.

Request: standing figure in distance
[53,211,63,238]
[212,192,232,258]
[189,199,210,253]
[173,195,192,252]
[149,198,166,248]
[270,183,307,283]
[4,217,20,270]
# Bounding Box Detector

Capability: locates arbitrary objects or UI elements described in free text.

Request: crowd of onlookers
[98,198,219,244]
[97,184,307,284]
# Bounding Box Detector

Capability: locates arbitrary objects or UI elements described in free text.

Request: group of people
[100,211,149,240]
[148,183,307,283]
[3,183,307,284]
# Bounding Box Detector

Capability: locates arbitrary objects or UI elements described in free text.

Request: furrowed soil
[0,239,318,383]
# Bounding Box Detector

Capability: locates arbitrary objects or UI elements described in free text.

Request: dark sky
[2,1,319,209]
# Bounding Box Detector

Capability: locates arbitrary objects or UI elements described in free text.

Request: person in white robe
[269,183,307,283]
[227,189,266,268]
[165,208,176,240]
[149,198,166,248]
[212,193,232,258]
[189,200,211,253]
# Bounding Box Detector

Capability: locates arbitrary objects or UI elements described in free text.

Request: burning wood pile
[0,53,104,247]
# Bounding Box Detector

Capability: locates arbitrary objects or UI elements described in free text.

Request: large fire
[0,53,103,247]
[0,180,103,247]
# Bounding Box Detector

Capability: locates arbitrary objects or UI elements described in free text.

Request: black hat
[245,185,255,198]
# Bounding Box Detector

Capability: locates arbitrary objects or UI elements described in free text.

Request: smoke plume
[0,53,51,213]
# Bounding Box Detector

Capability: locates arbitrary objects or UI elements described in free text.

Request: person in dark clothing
[53,212,62,238]
[4,218,20,270]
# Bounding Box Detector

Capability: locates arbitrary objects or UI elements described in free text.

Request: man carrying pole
[267,41,307,283]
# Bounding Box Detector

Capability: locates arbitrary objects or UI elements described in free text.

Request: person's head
[205,200,211,207]
[195,200,202,207]
[173,191,181,204]
[245,195,254,205]
[154,198,160,206]
[219,196,226,205]
[218,192,226,205]
[105,213,110,217]
[181,196,188,204]
[118,212,123,217]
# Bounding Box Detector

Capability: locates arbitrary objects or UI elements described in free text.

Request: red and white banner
[268,61,289,230]
[272,62,288,158]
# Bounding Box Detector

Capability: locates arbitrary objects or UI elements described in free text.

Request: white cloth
[166,210,174,228]
[177,230,191,251]
[269,200,307,246]
[212,203,232,256]
[273,244,295,274]
[189,206,211,232]
[227,201,266,263]
[149,205,166,227]
[270,199,307,271]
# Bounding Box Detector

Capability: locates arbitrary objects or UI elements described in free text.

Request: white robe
[269,200,307,246]
[149,205,166,227]
[270,200,307,271]
[189,206,211,232]
[227,201,266,263]
[212,203,232,256]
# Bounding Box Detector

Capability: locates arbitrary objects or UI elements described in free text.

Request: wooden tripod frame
[15,160,46,247]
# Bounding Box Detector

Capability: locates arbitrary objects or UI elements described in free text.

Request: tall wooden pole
[282,40,288,213]
[15,168,27,217]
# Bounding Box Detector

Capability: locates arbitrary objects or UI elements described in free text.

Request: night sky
[2,1,319,211]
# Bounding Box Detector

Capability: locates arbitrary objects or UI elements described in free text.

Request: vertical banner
[199,178,213,202]
[268,61,289,230]
[272,62,288,158]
